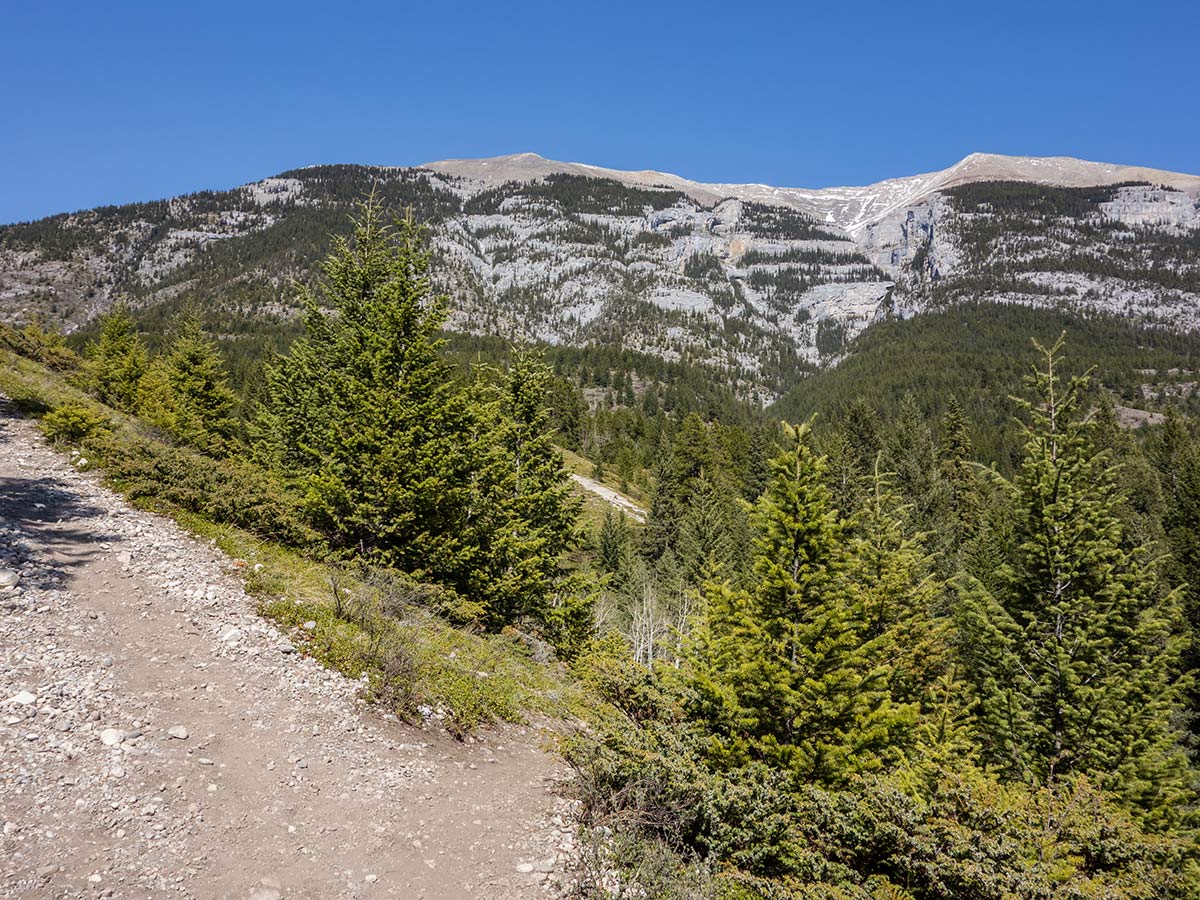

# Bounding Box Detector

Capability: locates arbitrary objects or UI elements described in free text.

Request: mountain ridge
[423,151,1200,233]
[2,151,1198,402]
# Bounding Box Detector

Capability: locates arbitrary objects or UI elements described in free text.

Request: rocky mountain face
[2,153,1198,399]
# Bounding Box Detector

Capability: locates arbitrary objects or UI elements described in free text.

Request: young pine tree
[881,393,948,538]
[957,338,1192,815]
[263,200,477,581]
[938,397,978,537]
[471,350,582,630]
[693,421,901,783]
[849,461,948,711]
[676,473,738,587]
[598,509,631,576]
[138,316,238,454]
[82,305,148,410]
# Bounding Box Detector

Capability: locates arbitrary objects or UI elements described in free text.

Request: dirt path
[567,476,645,524]
[0,400,575,900]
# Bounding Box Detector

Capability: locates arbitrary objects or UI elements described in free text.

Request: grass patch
[192,516,587,736]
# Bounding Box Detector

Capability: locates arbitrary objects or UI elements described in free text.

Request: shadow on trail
[0,474,120,592]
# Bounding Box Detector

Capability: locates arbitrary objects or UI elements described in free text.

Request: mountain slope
[2,152,1198,400]
[425,151,1200,233]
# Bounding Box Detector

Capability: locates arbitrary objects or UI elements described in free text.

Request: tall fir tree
[1089,393,1164,549]
[882,393,947,536]
[939,397,978,537]
[848,462,947,710]
[957,338,1192,816]
[471,350,582,630]
[263,199,477,582]
[676,473,738,586]
[1147,407,1200,715]
[692,421,902,783]
[598,509,631,576]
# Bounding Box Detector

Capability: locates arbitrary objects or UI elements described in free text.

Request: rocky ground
[0,399,578,899]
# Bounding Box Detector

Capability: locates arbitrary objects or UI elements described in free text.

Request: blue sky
[4,0,1198,223]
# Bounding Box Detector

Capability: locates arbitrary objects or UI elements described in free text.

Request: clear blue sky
[5,0,1198,224]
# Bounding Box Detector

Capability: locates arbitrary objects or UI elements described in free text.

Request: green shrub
[564,640,1200,900]
[83,431,317,546]
[39,402,111,444]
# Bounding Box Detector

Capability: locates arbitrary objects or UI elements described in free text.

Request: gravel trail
[0,400,574,899]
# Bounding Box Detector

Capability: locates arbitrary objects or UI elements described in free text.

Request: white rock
[167,725,189,740]
[99,728,125,747]
[515,862,535,874]
[0,570,19,588]
[6,691,36,706]
[219,627,243,643]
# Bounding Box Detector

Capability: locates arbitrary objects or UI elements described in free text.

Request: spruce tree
[264,200,477,581]
[138,316,238,454]
[848,462,946,711]
[958,338,1191,813]
[471,350,582,629]
[643,431,682,562]
[939,396,978,537]
[82,305,148,410]
[1089,393,1164,548]
[1147,407,1200,715]
[882,393,948,539]
[598,509,631,575]
[676,473,741,586]
[694,421,900,782]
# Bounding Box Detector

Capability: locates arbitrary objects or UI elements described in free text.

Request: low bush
[82,430,317,547]
[563,638,1200,900]
[39,401,111,444]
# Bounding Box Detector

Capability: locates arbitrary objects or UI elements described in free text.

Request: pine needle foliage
[694,422,906,783]
[958,336,1193,818]
[264,198,478,581]
[81,304,147,410]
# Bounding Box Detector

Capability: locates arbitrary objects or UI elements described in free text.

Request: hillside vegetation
[6,157,1197,406]
[5,201,1200,898]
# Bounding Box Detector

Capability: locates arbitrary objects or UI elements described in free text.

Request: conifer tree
[82,305,148,410]
[848,461,946,710]
[958,338,1191,813]
[694,422,901,782]
[598,509,631,575]
[264,199,477,581]
[939,396,977,536]
[138,316,238,454]
[882,393,948,538]
[677,473,737,586]
[643,432,681,562]
[471,350,582,629]
[821,424,864,517]
[1089,393,1164,548]
[1147,407,1200,708]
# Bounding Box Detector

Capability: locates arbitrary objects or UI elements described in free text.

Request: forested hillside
[3,153,1198,406]
[6,198,1200,898]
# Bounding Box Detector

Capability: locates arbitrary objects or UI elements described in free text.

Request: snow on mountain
[3,152,1199,401]
[424,151,1200,235]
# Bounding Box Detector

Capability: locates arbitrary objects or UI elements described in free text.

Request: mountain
[427,151,1200,233]
[2,152,1198,399]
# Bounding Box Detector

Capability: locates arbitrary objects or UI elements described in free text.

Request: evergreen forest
[6,198,1200,898]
